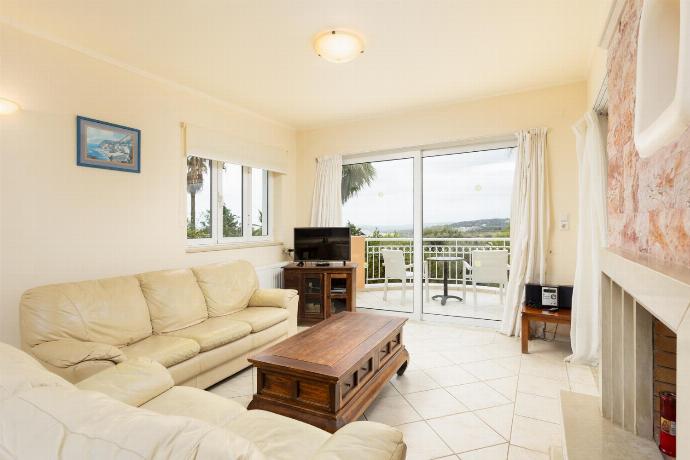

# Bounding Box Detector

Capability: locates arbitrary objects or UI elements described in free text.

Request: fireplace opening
[653,319,677,448]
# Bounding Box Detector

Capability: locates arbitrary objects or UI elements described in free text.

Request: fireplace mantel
[601,248,690,333]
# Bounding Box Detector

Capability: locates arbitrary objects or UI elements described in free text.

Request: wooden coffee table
[248,311,409,432]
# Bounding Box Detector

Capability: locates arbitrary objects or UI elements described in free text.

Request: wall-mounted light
[0,97,20,115]
[313,29,365,63]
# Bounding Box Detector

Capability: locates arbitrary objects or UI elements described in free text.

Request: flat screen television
[294,227,351,262]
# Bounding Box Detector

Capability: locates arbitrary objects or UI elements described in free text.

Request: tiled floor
[357,285,505,320]
[209,319,599,460]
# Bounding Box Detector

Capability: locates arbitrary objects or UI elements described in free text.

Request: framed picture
[77,116,140,173]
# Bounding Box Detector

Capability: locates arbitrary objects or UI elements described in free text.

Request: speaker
[525,283,542,308]
[558,285,573,309]
[524,283,574,309]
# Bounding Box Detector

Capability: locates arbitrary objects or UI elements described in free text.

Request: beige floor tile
[485,376,518,401]
[517,374,570,399]
[441,347,489,365]
[514,392,561,424]
[378,381,401,398]
[427,412,506,454]
[434,456,459,460]
[510,415,561,453]
[458,443,508,460]
[519,356,568,382]
[493,356,521,373]
[364,394,422,426]
[229,396,252,408]
[446,382,511,410]
[474,403,515,439]
[462,360,517,380]
[409,351,454,369]
[425,365,478,387]
[404,388,469,419]
[568,382,600,397]
[477,342,522,360]
[392,369,441,394]
[395,421,454,460]
[566,363,596,385]
[507,445,549,460]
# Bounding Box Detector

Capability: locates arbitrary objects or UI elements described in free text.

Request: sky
[342,148,515,229]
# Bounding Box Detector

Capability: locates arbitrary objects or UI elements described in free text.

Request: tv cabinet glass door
[302,274,325,320]
[327,273,351,315]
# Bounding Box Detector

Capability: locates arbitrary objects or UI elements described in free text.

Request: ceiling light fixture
[0,97,20,115]
[313,29,365,63]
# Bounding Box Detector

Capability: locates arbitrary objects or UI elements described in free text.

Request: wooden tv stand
[283,262,357,326]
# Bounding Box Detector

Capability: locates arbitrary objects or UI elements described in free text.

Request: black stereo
[525,283,573,309]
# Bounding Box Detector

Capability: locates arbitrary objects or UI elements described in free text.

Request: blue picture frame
[76,116,141,173]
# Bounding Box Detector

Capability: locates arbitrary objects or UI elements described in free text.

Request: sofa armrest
[76,358,174,407]
[311,421,406,460]
[248,288,297,308]
[249,288,298,336]
[31,340,125,369]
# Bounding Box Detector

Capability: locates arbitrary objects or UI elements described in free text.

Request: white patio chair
[381,249,430,305]
[463,250,509,306]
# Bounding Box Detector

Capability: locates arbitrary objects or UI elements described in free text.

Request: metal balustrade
[362,237,510,286]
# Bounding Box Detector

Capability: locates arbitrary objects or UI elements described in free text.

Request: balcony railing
[361,237,510,286]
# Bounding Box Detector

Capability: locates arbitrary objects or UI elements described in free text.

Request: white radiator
[256,262,287,288]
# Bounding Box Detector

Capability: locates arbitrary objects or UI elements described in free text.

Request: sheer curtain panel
[501,128,550,336]
[310,155,343,227]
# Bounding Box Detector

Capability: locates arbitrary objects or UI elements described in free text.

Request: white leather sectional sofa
[0,343,407,459]
[19,260,297,388]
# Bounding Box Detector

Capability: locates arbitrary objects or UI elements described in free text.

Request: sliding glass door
[421,147,515,321]
[341,142,515,322]
[342,155,416,313]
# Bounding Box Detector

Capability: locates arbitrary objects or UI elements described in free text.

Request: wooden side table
[521,305,572,353]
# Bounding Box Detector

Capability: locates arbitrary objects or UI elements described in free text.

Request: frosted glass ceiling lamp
[313,29,365,63]
[0,97,20,115]
[634,0,690,157]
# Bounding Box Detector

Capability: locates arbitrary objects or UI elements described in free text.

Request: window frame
[186,158,272,247]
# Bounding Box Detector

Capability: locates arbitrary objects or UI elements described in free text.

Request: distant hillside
[444,218,510,231]
[357,218,509,238]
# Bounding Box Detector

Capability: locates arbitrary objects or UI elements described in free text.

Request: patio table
[427,256,464,305]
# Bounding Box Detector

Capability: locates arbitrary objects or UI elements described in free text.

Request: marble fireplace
[598,248,690,458]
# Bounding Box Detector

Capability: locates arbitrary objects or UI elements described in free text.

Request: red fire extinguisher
[659,391,676,457]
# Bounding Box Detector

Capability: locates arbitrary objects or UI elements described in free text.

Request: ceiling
[1,0,613,129]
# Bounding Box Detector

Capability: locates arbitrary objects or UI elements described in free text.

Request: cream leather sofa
[0,343,407,460]
[19,260,298,388]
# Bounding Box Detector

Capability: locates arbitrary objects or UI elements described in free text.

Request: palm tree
[187,156,208,231]
[341,163,376,204]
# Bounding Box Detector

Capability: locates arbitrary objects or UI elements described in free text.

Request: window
[186,157,213,240]
[186,156,270,245]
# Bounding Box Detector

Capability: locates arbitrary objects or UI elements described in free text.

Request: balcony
[352,236,510,321]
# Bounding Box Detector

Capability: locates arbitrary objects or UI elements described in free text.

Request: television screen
[294,227,351,262]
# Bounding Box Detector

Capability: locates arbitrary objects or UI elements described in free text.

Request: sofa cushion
[137,269,208,333]
[142,386,247,426]
[228,307,289,333]
[20,275,152,347]
[226,410,329,460]
[166,317,252,352]
[192,261,258,317]
[0,385,264,460]
[122,335,200,368]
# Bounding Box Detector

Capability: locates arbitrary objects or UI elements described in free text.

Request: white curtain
[501,128,550,336]
[567,112,608,365]
[310,155,343,226]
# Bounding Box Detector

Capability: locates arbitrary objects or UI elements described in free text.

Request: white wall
[0,25,297,347]
[297,82,587,286]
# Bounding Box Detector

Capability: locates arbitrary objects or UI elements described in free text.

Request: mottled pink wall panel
[608,0,690,267]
